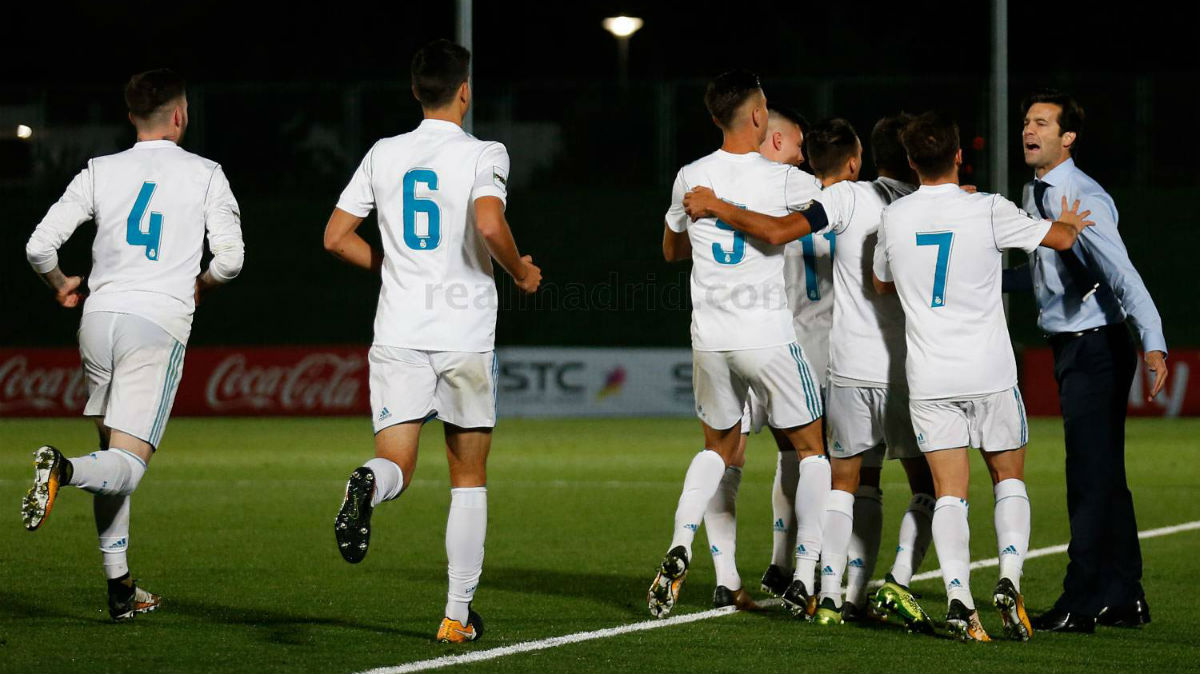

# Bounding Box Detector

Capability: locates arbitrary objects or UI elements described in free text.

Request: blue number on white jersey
[915,231,954,307]
[712,218,746,265]
[799,231,836,300]
[126,181,163,261]
[402,168,441,250]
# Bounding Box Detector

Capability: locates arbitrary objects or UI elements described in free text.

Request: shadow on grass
[166,597,431,644]
[483,565,656,612]
[0,592,100,624]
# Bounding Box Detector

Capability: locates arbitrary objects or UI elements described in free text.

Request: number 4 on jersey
[915,231,954,307]
[127,181,163,261]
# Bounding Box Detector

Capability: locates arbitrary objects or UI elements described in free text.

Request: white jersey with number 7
[337,119,510,353]
[873,184,1051,400]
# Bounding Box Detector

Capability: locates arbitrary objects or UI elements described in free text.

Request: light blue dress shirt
[1024,158,1167,354]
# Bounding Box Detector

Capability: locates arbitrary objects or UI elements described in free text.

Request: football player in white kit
[873,112,1093,641]
[696,105,824,611]
[323,40,540,643]
[649,70,827,619]
[21,69,245,621]
[685,116,939,629]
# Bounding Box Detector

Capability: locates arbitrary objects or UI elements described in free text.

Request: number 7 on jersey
[915,231,953,307]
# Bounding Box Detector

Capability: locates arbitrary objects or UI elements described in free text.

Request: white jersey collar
[916,182,961,194]
[133,140,179,150]
[713,149,761,162]
[418,118,464,133]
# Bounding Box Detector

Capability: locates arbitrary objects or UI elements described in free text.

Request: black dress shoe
[1033,607,1096,633]
[1097,595,1151,627]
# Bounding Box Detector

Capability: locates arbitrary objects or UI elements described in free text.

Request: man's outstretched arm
[682,186,815,245]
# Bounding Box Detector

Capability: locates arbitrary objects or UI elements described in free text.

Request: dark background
[2,0,1196,349]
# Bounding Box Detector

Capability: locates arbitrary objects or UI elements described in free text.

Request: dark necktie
[1035,180,1101,301]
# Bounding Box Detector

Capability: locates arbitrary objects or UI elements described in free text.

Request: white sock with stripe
[94,494,131,579]
[993,478,1030,591]
[68,449,146,496]
[932,495,974,610]
[770,450,799,569]
[445,487,487,624]
[363,457,405,507]
[793,454,831,587]
[669,450,727,562]
[818,489,855,607]
[890,493,935,586]
[844,485,883,608]
[704,466,743,590]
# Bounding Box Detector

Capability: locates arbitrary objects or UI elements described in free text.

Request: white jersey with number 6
[337,119,510,353]
[665,150,821,351]
[873,184,1051,400]
[25,140,243,344]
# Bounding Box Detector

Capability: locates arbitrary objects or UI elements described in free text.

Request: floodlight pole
[991,0,1008,195]
[618,36,631,91]
[457,0,474,133]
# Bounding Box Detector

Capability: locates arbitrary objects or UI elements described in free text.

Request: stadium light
[16,124,32,140]
[602,16,643,90]
[602,16,643,38]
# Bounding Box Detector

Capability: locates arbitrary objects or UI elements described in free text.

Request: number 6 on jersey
[403,169,441,250]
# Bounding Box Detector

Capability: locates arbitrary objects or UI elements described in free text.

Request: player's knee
[101,448,147,496]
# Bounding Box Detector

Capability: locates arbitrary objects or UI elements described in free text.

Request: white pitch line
[360,519,1200,674]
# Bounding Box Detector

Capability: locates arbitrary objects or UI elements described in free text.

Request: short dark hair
[901,111,960,177]
[1021,89,1085,155]
[803,118,860,176]
[769,106,809,135]
[871,113,915,178]
[124,69,186,120]
[411,39,471,109]
[704,70,762,129]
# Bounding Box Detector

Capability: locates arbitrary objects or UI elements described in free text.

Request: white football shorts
[369,346,497,432]
[909,386,1029,453]
[78,311,185,449]
[694,342,823,432]
[827,382,920,465]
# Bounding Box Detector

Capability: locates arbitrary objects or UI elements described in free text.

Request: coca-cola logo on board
[205,353,364,411]
[0,356,88,412]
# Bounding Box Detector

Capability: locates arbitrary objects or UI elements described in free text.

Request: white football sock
[818,489,855,607]
[932,495,973,610]
[993,479,1030,591]
[704,466,743,591]
[793,454,831,587]
[770,450,799,569]
[668,450,727,562]
[363,457,405,507]
[890,493,935,586]
[68,448,146,496]
[844,485,883,608]
[445,487,487,624]
[94,494,130,580]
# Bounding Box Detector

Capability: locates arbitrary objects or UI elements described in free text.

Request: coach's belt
[1044,323,1120,347]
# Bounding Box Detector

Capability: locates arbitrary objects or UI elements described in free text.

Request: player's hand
[1058,197,1094,233]
[55,275,86,308]
[960,184,978,194]
[1145,350,1168,401]
[515,255,541,294]
[683,186,719,221]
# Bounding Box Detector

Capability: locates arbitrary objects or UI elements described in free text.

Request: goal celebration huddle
[20,39,1166,646]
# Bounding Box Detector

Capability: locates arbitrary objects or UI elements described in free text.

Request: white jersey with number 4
[665,150,821,351]
[25,140,244,344]
[873,184,1050,400]
[815,177,914,386]
[337,119,510,353]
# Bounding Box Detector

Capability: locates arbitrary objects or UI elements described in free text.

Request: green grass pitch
[2,416,1198,673]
